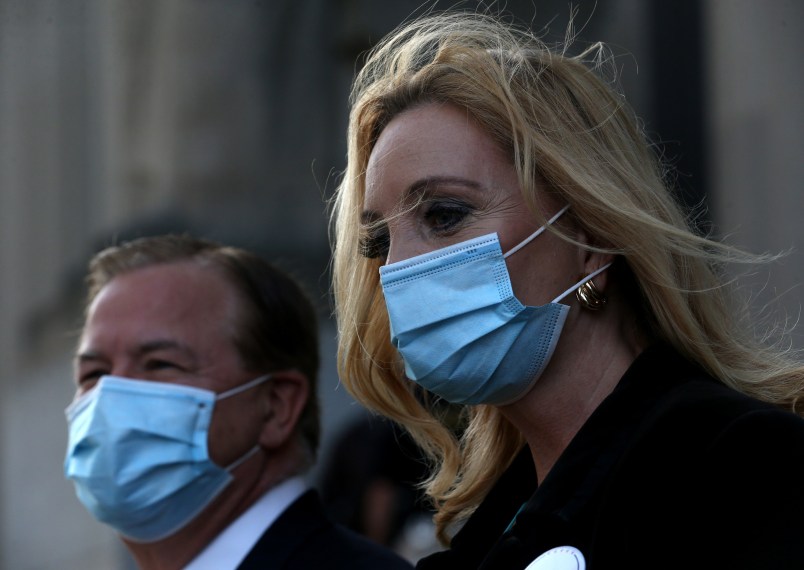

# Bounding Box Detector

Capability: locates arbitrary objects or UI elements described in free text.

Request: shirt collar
[184,475,308,570]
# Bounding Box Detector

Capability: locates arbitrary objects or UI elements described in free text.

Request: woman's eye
[423,201,471,234]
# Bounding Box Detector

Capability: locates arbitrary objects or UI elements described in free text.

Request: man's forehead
[81,262,240,350]
[94,261,234,309]
[76,338,197,359]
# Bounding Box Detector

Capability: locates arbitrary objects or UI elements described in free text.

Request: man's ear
[257,370,309,450]
[576,227,616,290]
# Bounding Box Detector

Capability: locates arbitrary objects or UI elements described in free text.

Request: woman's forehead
[364,104,510,211]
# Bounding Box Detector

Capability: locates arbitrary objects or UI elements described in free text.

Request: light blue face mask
[64,374,270,543]
[380,205,611,405]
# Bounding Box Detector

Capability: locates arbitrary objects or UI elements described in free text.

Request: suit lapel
[237,490,329,570]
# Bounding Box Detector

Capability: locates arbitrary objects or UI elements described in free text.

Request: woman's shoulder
[643,354,803,442]
[598,349,804,566]
[607,343,804,514]
[619,343,800,431]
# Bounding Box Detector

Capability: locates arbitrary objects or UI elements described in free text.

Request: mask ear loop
[553,262,613,304]
[216,374,274,471]
[503,204,571,259]
[216,374,273,401]
[224,444,262,472]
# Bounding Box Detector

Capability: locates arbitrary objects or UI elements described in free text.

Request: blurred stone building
[0,1,801,568]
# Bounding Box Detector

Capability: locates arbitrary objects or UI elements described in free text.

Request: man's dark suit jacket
[237,489,414,569]
[417,345,804,569]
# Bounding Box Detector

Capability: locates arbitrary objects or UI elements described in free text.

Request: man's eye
[78,369,106,384]
[145,359,178,371]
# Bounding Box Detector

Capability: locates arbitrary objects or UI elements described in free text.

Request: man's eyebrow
[135,339,197,361]
[74,350,104,364]
[75,340,199,364]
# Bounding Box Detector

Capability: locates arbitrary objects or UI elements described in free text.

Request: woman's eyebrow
[405,176,483,199]
[361,176,486,222]
[399,176,485,210]
[360,210,382,225]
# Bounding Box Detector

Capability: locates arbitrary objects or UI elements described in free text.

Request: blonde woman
[332,11,804,570]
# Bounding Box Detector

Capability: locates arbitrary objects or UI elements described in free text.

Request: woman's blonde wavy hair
[331,11,804,543]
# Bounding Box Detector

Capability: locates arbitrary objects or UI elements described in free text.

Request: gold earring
[575,279,607,311]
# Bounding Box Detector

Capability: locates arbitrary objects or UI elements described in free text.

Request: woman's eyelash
[357,197,474,259]
[423,200,473,233]
[359,225,390,259]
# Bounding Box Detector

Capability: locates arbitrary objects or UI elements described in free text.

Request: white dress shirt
[184,476,308,570]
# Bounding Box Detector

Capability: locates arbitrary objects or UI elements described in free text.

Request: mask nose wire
[503,204,571,259]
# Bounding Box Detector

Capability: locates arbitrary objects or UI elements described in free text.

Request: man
[64,234,414,570]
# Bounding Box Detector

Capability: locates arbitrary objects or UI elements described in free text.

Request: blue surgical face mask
[64,373,271,542]
[379,205,611,405]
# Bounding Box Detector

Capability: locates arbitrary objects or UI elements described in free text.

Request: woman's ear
[576,227,616,290]
[257,370,309,450]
